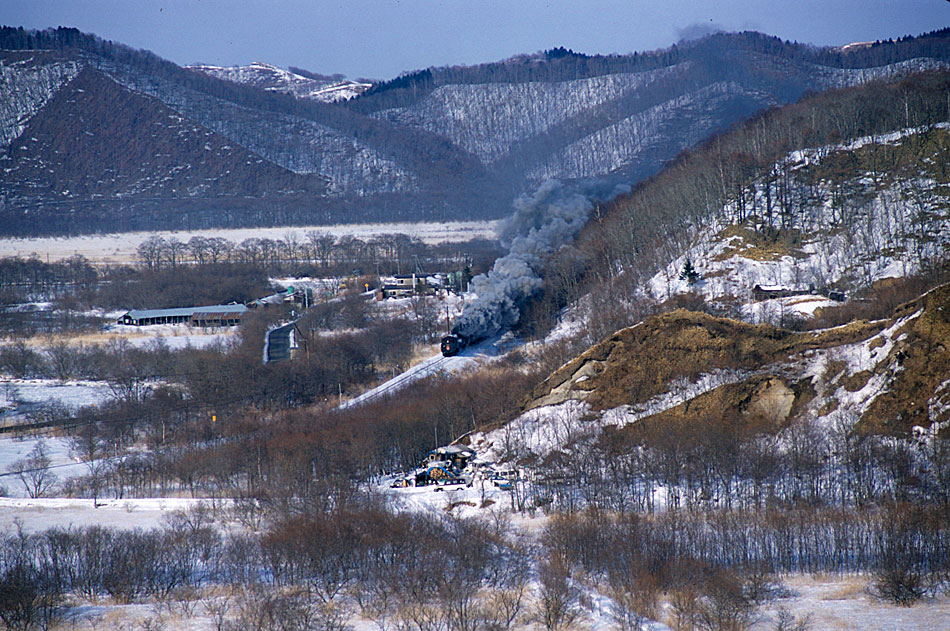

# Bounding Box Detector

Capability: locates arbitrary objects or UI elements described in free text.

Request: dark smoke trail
[451,179,628,343]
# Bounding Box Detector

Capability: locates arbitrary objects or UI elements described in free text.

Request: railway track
[339,354,452,409]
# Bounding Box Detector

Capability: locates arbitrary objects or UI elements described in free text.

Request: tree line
[349,29,950,114]
[131,231,496,277]
[0,232,497,313]
[0,500,536,631]
[3,488,946,631]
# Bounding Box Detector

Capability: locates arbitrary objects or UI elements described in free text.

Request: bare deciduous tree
[534,554,582,631]
[7,441,57,499]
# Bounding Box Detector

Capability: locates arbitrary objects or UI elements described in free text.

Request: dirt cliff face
[857,284,950,436]
[525,285,950,439]
[528,309,881,410]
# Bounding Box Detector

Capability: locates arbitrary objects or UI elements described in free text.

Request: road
[263,322,297,363]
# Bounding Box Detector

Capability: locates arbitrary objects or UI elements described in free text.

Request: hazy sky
[2,1,947,80]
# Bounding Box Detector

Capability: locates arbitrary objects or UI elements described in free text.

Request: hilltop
[186,61,371,103]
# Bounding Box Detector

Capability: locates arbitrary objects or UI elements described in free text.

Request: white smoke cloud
[675,22,727,43]
[451,179,628,342]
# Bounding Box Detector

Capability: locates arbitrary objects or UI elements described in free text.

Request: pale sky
[1,1,948,80]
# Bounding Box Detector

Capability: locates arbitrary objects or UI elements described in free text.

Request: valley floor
[0,220,499,263]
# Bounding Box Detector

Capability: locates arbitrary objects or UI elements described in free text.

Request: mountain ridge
[1,26,949,235]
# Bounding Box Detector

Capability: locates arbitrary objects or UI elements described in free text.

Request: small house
[378,274,433,299]
[752,284,799,301]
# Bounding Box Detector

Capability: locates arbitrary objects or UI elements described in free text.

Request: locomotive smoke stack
[450,179,628,344]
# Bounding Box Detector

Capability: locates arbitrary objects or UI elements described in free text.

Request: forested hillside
[466,65,950,517]
[516,69,950,345]
[1,26,948,235]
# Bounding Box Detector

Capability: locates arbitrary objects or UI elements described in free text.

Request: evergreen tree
[680,258,700,284]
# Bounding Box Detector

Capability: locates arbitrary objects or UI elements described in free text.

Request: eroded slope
[472,286,950,465]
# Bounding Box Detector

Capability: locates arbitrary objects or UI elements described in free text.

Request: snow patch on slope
[0,56,81,148]
[187,62,370,103]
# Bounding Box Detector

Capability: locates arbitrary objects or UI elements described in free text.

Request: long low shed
[118,304,247,327]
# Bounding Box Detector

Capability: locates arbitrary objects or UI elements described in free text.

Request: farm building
[117,304,247,327]
[377,274,436,299]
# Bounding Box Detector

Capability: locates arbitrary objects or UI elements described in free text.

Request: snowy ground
[0,220,499,263]
[741,294,838,323]
[0,497,219,532]
[0,435,85,497]
[104,323,237,349]
[0,378,115,418]
[754,575,950,631]
[381,474,524,518]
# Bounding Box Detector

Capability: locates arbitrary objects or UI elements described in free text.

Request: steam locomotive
[440,334,467,357]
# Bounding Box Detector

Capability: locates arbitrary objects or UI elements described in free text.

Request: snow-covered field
[0,497,218,532]
[756,575,950,631]
[105,323,238,349]
[0,435,82,496]
[0,220,499,263]
[0,324,235,421]
[0,378,115,414]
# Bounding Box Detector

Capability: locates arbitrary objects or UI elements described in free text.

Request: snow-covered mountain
[1,26,949,234]
[186,61,370,102]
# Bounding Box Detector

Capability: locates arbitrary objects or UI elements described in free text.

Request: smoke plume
[451,179,628,343]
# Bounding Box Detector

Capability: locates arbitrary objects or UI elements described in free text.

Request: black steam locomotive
[440,334,467,357]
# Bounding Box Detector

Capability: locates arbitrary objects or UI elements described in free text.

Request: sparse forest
[513,69,950,344]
